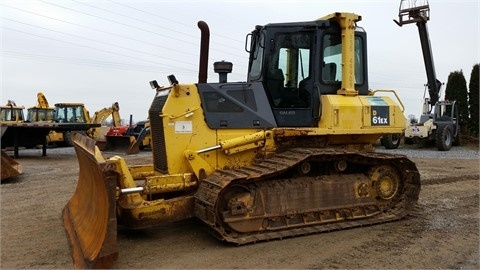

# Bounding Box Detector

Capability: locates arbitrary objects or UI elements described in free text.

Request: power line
[2,50,196,74]
[2,50,247,81]
[2,18,201,68]
[39,0,247,59]
[107,0,244,44]
[2,3,248,69]
[4,1,245,67]
[73,0,202,41]
[2,25,198,73]
[2,4,199,58]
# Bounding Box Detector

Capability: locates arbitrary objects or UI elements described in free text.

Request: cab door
[263,28,319,127]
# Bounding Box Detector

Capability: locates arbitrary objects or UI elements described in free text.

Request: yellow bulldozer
[63,12,421,268]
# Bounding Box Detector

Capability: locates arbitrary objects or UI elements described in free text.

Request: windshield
[322,34,364,84]
[55,106,86,123]
[0,108,24,122]
[28,108,54,122]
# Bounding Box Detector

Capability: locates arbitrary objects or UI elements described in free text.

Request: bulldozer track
[194,148,421,244]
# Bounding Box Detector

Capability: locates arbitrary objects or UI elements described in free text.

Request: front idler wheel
[218,185,262,233]
[369,165,400,202]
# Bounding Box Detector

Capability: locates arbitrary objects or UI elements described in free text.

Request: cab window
[322,34,364,85]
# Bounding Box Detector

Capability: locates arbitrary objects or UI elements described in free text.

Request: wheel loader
[63,12,421,268]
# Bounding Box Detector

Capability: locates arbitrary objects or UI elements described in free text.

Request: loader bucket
[104,135,140,155]
[62,133,119,269]
[1,150,22,181]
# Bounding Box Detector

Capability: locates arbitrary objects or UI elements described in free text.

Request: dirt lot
[1,144,479,269]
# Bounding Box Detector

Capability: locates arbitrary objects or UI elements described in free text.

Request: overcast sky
[1,0,479,124]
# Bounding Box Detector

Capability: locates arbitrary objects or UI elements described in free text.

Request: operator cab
[247,19,369,127]
[26,107,55,122]
[196,15,369,129]
[0,105,25,122]
[54,103,88,123]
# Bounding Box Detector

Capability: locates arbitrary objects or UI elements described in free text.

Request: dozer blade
[62,133,119,269]
[1,150,22,181]
[104,135,139,155]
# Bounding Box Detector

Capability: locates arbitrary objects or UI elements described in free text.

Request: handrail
[372,89,405,113]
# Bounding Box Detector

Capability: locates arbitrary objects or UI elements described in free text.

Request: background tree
[445,70,469,131]
[407,114,418,124]
[468,64,479,136]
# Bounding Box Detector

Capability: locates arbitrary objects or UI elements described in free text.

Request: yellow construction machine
[63,12,421,268]
[1,100,24,180]
[26,92,55,123]
[87,101,122,143]
[48,101,121,146]
[1,150,22,181]
[0,100,25,122]
[25,93,117,146]
[26,92,57,145]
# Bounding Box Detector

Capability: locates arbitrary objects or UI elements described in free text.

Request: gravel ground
[1,142,479,269]
[376,143,479,159]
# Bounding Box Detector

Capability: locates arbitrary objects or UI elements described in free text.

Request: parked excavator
[394,0,460,150]
[87,101,122,144]
[63,12,421,268]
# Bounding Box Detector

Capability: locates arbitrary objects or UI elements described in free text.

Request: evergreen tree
[445,70,469,131]
[468,64,479,136]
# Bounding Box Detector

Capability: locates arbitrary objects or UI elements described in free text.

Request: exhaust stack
[197,21,210,83]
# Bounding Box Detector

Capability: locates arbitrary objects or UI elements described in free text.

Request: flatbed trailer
[1,122,100,158]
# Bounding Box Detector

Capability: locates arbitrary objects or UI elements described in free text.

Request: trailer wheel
[435,124,452,151]
[381,134,401,149]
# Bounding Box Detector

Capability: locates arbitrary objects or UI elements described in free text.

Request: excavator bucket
[62,133,119,269]
[1,150,22,181]
[104,135,140,155]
